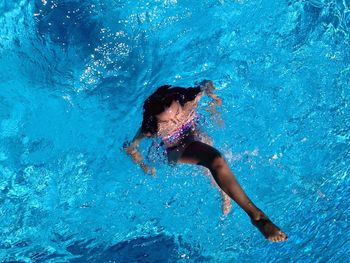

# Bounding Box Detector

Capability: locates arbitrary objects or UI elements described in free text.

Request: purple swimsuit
[161,114,201,164]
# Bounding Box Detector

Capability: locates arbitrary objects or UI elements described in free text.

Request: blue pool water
[1,0,350,262]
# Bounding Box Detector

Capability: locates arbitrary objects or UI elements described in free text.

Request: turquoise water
[1,0,350,262]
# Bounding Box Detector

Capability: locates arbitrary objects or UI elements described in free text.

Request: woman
[124,80,288,242]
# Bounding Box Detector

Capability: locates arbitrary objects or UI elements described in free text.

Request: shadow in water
[66,233,211,263]
[34,0,102,55]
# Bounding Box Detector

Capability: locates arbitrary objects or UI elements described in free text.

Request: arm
[127,127,146,149]
[199,80,224,125]
[199,80,222,106]
[124,128,156,176]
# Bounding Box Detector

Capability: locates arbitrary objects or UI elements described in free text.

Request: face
[156,100,182,124]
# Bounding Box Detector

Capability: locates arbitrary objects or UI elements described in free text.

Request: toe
[280,233,287,240]
[278,234,287,242]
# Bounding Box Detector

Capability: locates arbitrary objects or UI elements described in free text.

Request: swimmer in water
[124,80,288,242]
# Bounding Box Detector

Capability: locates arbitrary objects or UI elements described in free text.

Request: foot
[251,213,288,242]
[221,192,232,215]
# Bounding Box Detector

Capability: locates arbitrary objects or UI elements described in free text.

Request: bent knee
[210,156,227,171]
[198,149,225,170]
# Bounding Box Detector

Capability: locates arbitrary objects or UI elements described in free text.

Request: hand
[199,79,215,93]
[123,141,132,152]
[123,141,143,163]
[140,163,156,176]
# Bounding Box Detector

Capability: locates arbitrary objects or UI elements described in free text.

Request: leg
[178,141,288,242]
[197,132,232,215]
[202,163,232,216]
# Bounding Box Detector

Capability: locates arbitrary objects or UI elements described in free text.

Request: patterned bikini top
[157,109,198,148]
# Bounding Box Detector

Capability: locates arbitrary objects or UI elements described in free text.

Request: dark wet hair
[141,85,201,136]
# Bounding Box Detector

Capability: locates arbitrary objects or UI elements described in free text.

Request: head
[155,100,182,123]
[141,85,183,136]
